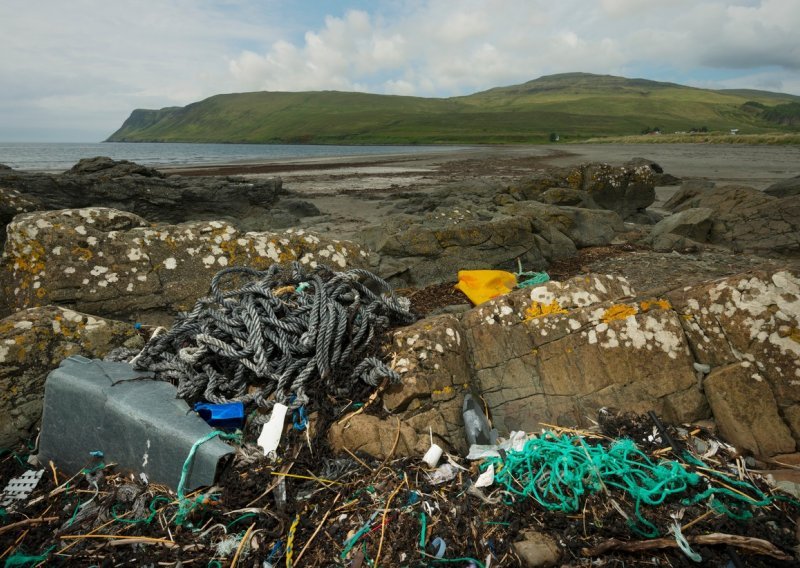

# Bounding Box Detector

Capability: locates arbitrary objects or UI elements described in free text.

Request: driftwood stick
[582,533,791,561]
[0,516,58,535]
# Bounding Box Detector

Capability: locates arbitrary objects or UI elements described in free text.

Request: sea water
[0,142,465,172]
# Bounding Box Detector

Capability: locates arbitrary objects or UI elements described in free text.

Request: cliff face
[106,107,182,141]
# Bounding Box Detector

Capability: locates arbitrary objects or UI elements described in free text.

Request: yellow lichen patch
[431,385,454,396]
[524,300,568,321]
[601,303,638,323]
[11,240,47,276]
[72,246,94,262]
[640,299,672,312]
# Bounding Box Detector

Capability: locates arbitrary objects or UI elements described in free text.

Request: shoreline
[162,143,800,191]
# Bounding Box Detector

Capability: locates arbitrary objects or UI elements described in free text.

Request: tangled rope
[131,263,415,415]
[486,432,775,537]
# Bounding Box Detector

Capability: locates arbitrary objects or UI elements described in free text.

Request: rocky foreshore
[1,152,800,565]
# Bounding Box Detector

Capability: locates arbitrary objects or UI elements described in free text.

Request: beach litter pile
[3,409,800,566]
[1,264,799,566]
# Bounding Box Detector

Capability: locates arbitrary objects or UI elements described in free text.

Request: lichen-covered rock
[0,306,142,446]
[342,268,800,460]
[0,187,43,246]
[462,275,704,433]
[1,207,368,322]
[667,270,800,402]
[502,162,657,222]
[564,163,656,221]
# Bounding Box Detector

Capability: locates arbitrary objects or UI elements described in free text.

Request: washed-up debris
[130,263,416,413]
[37,356,235,491]
[0,469,43,507]
[3,410,800,566]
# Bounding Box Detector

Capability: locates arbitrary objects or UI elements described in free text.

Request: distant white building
[730,128,739,135]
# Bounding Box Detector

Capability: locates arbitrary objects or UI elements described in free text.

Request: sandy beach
[167,142,800,190]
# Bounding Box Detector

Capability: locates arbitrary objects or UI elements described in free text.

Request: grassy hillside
[106,72,800,144]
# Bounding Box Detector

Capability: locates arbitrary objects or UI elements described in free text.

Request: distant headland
[106,72,800,145]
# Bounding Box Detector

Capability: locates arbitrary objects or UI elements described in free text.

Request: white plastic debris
[1,469,44,507]
[466,430,531,460]
[475,463,495,488]
[422,443,444,468]
[428,463,458,485]
[257,403,289,457]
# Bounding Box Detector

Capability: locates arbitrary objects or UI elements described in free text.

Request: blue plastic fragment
[431,536,446,558]
[89,450,104,458]
[293,405,308,431]
[194,402,245,430]
[133,322,142,330]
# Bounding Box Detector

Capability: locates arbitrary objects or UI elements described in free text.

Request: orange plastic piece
[454,270,518,306]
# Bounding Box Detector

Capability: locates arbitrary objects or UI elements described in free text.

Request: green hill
[106,72,800,144]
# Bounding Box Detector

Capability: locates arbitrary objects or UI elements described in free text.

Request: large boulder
[67,156,163,178]
[564,162,656,221]
[503,162,657,221]
[362,209,576,287]
[0,306,142,446]
[1,207,368,323]
[505,201,624,248]
[683,186,800,255]
[0,157,284,231]
[662,179,715,212]
[0,187,42,246]
[704,362,795,457]
[329,268,800,460]
[461,275,704,434]
[362,197,626,288]
[666,270,800,403]
[765,174,800,199]
[649,207,715,251]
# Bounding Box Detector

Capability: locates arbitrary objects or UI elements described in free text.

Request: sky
[1,0,799,142]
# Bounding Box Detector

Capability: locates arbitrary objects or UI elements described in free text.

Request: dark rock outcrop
[500,162,656,222]
[764,174,800,199]
[0,157,284,231]
[669,185,800,255]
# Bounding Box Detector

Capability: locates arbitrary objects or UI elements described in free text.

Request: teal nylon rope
[486,432,777,537]
[175,430,239,526]
[516,271,550,288]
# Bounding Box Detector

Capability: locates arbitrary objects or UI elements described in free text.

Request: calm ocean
[0,142,463,172]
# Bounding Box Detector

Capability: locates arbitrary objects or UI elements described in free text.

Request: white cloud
[1,0,798,141]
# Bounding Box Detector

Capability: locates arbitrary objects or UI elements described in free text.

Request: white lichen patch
[163,257,177,270]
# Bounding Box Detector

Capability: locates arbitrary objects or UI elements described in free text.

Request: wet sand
[166,143,800,192]
[163,143,800,238]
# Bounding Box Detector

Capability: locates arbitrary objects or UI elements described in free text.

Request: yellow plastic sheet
[454,270,518,306]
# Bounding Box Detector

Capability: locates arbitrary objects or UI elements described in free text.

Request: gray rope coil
[131,262,415,414]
